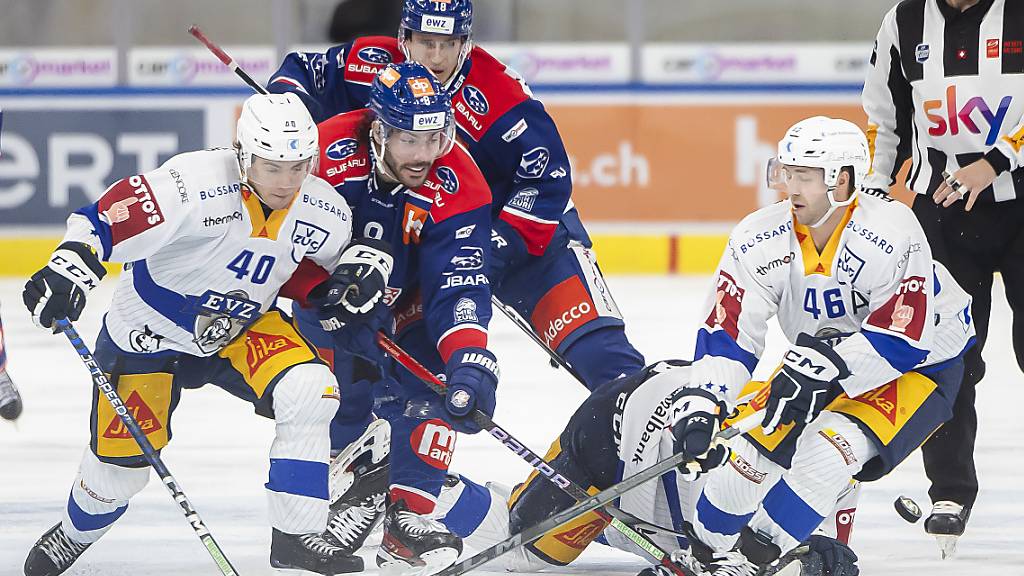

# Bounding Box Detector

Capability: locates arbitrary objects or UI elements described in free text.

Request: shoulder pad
[344,37,404,85]
[316,109,373,185]
[452,46,532,142]
[418,143,491,223]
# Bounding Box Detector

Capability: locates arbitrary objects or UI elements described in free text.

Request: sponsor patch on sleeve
[98,175,165,245]
[704,271,744,340]
[867,275,927,339]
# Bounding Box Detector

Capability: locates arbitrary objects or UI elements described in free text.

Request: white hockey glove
[762,333,850,435]
[311,238,393,319]
[23,242,106,331]
[669,387,730,481]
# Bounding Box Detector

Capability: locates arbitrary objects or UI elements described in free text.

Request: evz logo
[357,46,392,64]
[196,290,260,321]
[436,166,459,194]
[446,246,484,274]
[291,220,330,262]
[326,138,359,161]
[463,85,489,115]
[516,147,550,179]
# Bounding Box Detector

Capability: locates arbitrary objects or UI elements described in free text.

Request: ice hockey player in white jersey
[407,117,976,576]
[19,93,393,576]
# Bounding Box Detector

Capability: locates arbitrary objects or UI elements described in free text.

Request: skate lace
[299,533,346,556]
[41,527,89,568]
[932,501,963,515]
[326,494,385,547]
[710,551,758,576]
[396,510,450,536]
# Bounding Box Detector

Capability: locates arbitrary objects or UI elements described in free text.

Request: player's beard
[391,159,433,189]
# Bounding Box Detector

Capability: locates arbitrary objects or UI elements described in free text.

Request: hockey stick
[437,411,763,576]
[378,332,735,576]
[56,319,239,576]
[188,25,269,95]
[490,295,589,385]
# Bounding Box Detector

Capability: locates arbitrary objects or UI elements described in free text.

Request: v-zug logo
[326,138,359,161]
[291,220,331,262]
[463,85,489,115]
[358,46,392,64]
[436,166,460,194]
[517,147,550,179]
[445,246,484,275]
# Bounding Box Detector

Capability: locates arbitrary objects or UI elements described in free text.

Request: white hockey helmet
[777,116,869,190]
[235,93,319,185]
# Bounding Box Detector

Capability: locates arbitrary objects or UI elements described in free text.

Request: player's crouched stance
[19,94,392,576]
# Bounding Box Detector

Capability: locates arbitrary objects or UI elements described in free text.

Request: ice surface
[1,276,1021,575]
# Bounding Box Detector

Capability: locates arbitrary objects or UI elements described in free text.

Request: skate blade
[378,547,459,576]
[935,534,958,559]
[773,559,803,576]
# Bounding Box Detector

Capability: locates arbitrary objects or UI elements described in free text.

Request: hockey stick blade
[435,410,763,576]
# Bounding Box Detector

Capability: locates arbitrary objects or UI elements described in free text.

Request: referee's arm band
[983,147,1012,176]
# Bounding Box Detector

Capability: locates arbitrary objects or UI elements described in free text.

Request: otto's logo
[924,85,1012,146]
[553,518,607,550]
[463,85,489,115]
[358,46,392,64]
[325,138,359,161]
[244,330,300,376]
[411,419,456,469]
[706,271,744,340]
[103,390,161,439]
[435,166,459,194]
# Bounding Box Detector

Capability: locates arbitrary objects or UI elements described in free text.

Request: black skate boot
[24,523,92,576]
[270,528,364,574]
[377,499,462,576]
[324,455,389,552]
[924,501,971,559]
[0,369,23,421]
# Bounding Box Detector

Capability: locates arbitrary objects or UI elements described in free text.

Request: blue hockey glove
[309,238,393,322]
[489,219,529,284]
[762,333,850,435]
[443,347,499,434]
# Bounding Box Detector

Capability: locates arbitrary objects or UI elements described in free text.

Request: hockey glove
[669,387,730,481]
[762,333,850,435]
[319,303,388,366]
[23,242,106,331]
[311,238,393,321]
[489,219,530,284]
[443,347,500,434]
[804,534,859,576]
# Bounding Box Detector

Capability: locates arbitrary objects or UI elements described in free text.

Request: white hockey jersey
[690,192,974,403]
[63,148,353,357]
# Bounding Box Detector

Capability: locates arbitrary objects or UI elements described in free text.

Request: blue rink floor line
[0,276,1021,575]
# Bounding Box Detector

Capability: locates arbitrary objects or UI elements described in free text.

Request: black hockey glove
[311,238,393,321]
[669,386,730,481]
[804,534,859,576]
[762,333,850,435]
[23,242,106,331]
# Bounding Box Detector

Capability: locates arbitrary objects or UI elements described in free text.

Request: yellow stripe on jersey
[240,186,296,240]
[793,199,858,277]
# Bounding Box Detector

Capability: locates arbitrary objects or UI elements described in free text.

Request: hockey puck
[894,495,923,524]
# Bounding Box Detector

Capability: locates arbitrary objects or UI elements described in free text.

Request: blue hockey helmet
[400,0,473,38]
[368,63,456,180]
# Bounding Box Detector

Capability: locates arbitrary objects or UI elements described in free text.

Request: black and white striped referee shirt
[863,0,1024,202]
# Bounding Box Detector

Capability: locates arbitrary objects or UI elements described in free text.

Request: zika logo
[103,390,162,439]
[244,330,300,376]
[411,419,456,469]
[850,381,899,425]
[924,85,1012,146]
[553,518,607,550]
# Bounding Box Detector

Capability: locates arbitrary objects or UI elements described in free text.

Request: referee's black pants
[912,194,1024,510]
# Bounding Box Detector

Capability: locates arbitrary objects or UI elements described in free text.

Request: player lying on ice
[19,93,395,576]
[336,116,977,576]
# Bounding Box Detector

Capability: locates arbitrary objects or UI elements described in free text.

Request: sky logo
[924,85,1012,146]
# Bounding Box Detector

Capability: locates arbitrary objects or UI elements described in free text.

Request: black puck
[894,495,923,523]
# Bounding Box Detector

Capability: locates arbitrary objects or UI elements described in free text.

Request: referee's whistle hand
[934,158,998,211]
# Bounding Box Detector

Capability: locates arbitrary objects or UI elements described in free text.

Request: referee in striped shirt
[863,0,1024,556]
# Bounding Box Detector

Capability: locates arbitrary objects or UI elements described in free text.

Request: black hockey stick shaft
[437,413,761,576]
[57,319,239,576]
[188,25,269,95]
[491,295,589,386]
[379,332,698,576]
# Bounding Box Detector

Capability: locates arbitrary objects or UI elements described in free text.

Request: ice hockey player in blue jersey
[19,93,390,576]
[288,62,501,576]
[270,0,644,393]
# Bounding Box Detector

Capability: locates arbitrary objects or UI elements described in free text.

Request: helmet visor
[382,123,456,162]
